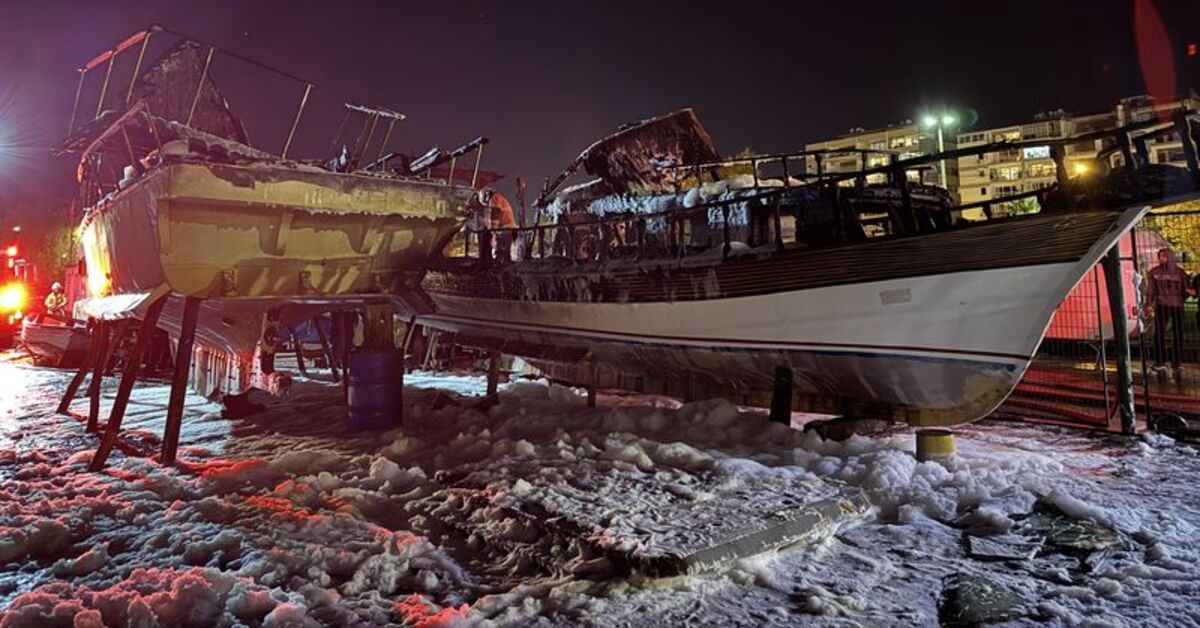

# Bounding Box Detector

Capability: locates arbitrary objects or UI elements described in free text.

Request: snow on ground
[0,359,1199,626]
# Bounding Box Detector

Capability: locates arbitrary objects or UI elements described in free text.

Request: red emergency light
[0,282,26,314]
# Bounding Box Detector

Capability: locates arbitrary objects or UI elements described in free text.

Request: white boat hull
[419,207,1147,426]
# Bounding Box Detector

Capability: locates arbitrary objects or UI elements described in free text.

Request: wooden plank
[89,297,166,471]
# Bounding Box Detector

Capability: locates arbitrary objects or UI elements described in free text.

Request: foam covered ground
[0,360,1197,627]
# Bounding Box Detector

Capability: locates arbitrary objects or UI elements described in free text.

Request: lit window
[996,165,1021,181]
[1022,146,1050,159]
[1028,162,1056,177]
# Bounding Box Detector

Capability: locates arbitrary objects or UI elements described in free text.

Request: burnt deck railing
[453,108,1200,266]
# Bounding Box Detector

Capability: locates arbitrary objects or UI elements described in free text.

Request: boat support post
[337,311,355,399]
[103,319,134,376]
[86,320,112,432]
[769,366,793,425]
[399,315,419,367]
[162,297,201,465]
[487,352,501,396]
[1101,246,1137,434]
[314,315,339,381]
[90,296,167,471]
[293,326,309,378]
[58,318,102,415]
[586,360,597,408]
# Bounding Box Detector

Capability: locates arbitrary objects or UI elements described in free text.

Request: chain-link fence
[1003,208,1200,430]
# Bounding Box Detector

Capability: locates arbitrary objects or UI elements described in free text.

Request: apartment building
[799,93,1198,221]
[956,94,1200,219]
[803,121,959,195]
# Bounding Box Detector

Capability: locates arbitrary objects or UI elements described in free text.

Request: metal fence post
[1101,246,1136,434]
[1129,227,1153,422]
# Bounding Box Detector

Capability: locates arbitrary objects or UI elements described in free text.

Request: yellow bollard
[915,429,955,462]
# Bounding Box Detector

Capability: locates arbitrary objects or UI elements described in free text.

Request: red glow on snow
[103,467,147,482]
[244,494,320,522]
[394,594,472,627]
[195,457,267,478]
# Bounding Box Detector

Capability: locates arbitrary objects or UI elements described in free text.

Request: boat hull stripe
[420,312,1032,363]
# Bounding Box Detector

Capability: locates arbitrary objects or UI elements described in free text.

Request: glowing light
[4,245,15,257]
[80,225,112,297]
[0,283,27,313]
[86,272,111,298]
[0,89,44,187]
[1073,162,1091,175]
[922,112,958,129]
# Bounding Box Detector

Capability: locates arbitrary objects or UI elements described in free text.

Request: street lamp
[922,112,958,190]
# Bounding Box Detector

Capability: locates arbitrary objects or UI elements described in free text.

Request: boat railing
[448,107,1200,267]
[66,25,491,211]
[67,24,316,159]
[456,187,793,265]
[657,147,901,191]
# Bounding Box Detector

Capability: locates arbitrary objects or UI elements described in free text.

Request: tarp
[539,109,720,203]
[578,109,719,194]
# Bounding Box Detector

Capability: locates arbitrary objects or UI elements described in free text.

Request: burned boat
[19,315,91,368]
[416,109,1186,426]
[57,28,479,402]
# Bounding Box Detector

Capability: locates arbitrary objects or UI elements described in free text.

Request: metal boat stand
[161,297,201,464]
[56,318,101,416]
[89,297,166,471]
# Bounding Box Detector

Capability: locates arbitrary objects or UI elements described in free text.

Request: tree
[29,224,77,285]
[1006,197,1041,216]
[1144,208,1200,274]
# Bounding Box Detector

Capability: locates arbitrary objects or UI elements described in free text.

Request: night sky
[1,0,1198,224]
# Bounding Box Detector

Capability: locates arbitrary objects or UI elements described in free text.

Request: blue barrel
[347,349,404,430]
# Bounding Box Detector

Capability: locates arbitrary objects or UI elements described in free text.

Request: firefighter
[479,186,517,229]
[44,282,68,319]
[478,187,518,260]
